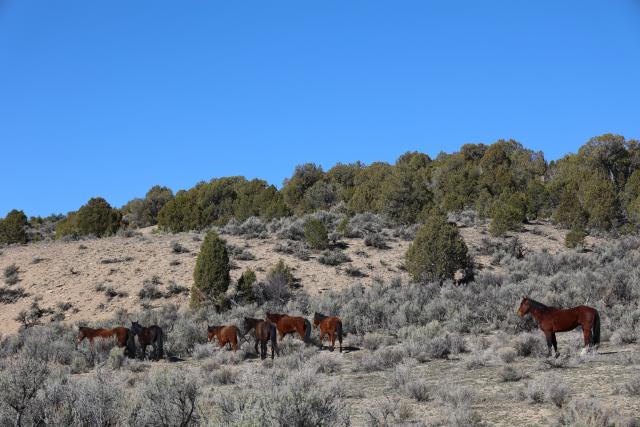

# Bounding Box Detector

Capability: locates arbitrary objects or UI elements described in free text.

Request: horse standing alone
[130,321,164,361]
[265,312,311,343]
[313,313,343,352]
[243,317,278,359]
[517,296,600,357]
[207,325,240,351]
[77,326,136,358]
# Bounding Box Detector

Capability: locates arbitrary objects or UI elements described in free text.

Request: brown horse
[243,317,278,359]
[77,326,136,358]
[313,312,343,352]
[517,296,600,357]
[208,325,240,351]
[266,312,311,343]
[130,321,164,361]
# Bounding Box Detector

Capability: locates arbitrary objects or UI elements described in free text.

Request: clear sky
[1,1,640,217]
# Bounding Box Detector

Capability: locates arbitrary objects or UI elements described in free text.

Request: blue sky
[1,1,640,217]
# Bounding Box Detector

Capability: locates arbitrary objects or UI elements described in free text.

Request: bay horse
[130,321,164,361]
[313,312,343,352]
[517,296,600,357]
[243,317,278,359]
[77,326,136,358]
[207,325,240,351]
[266,312,311,343]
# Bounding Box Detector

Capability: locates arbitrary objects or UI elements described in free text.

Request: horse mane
[528,298,553,312]
[314,312,327,321]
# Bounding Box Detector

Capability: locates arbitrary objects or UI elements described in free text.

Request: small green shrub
[237,268,257,300]
[565,225,587,249]
[267,259,296,289]
[191,231,230,308]
[304,218,329,250]
[0,210,29,244]
[405,212,472,283]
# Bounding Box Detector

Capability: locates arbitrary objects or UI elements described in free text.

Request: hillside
[1,221,599,335]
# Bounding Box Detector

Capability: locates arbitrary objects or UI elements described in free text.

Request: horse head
[207,325,220,342]
[313,312,326,328]
[130,321,142,335]
[517,296,530,316]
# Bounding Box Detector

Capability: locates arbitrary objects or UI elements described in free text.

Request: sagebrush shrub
[129,368,200,426]
[318,249,351,266]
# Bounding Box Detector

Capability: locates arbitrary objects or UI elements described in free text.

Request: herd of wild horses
[77,297,601,361]
[77,312,343,360]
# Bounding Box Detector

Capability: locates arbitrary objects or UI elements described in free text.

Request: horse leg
[319,330,324,350]
[329,331,335,352]
[551,333,559,358]
[254,338,259,355]
[544,331,553,358]
[582,325,592,354]
[260,340,267,360]
[140,344,147,360]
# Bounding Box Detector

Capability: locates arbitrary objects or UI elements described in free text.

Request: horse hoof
[555,353,560,359]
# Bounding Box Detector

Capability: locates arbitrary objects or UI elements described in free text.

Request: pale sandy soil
[0,221,601,335]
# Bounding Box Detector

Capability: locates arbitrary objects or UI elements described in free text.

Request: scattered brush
[100,256,134,264]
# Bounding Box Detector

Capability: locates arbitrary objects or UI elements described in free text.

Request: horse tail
[270,324,278,356]
[592,310,600,346]
[156,328,164,359]
[303,318,311,343]
[337,320,343,346]
[126,330,136,359]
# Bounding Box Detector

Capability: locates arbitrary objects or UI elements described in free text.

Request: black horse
[130,321,164,361]
[243,317,278,360]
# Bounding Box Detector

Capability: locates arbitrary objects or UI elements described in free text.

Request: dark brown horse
[517,296,600,357]
[243,317,278,359]
[313,312,343,352]
[130,321,164,361]
[77,326,136,358]
[208,325,240,351]
[266,312,311,343]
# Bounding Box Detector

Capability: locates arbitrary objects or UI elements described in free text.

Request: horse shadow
[316,344,361,354]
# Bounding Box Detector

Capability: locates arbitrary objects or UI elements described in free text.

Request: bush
[3,264,19,285]
[129,368,199,426]
[213,366,349,426]
[0,210,28,244]
[56,198,121,238]
[565,225,587,249]
[364,232,389,249]
[237,268,257,300]
[500,366,524,382]
[191,231,230,308]
[405,212,472,283]
[274,240,309,260]
[0,357,49,425]
[318,249,351,266]
[267,259,295,289]
[171,241,190,253]
[490,192,527,236]
[0,286,28,304]
[557,399,620,426]
[304,218,329,250]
